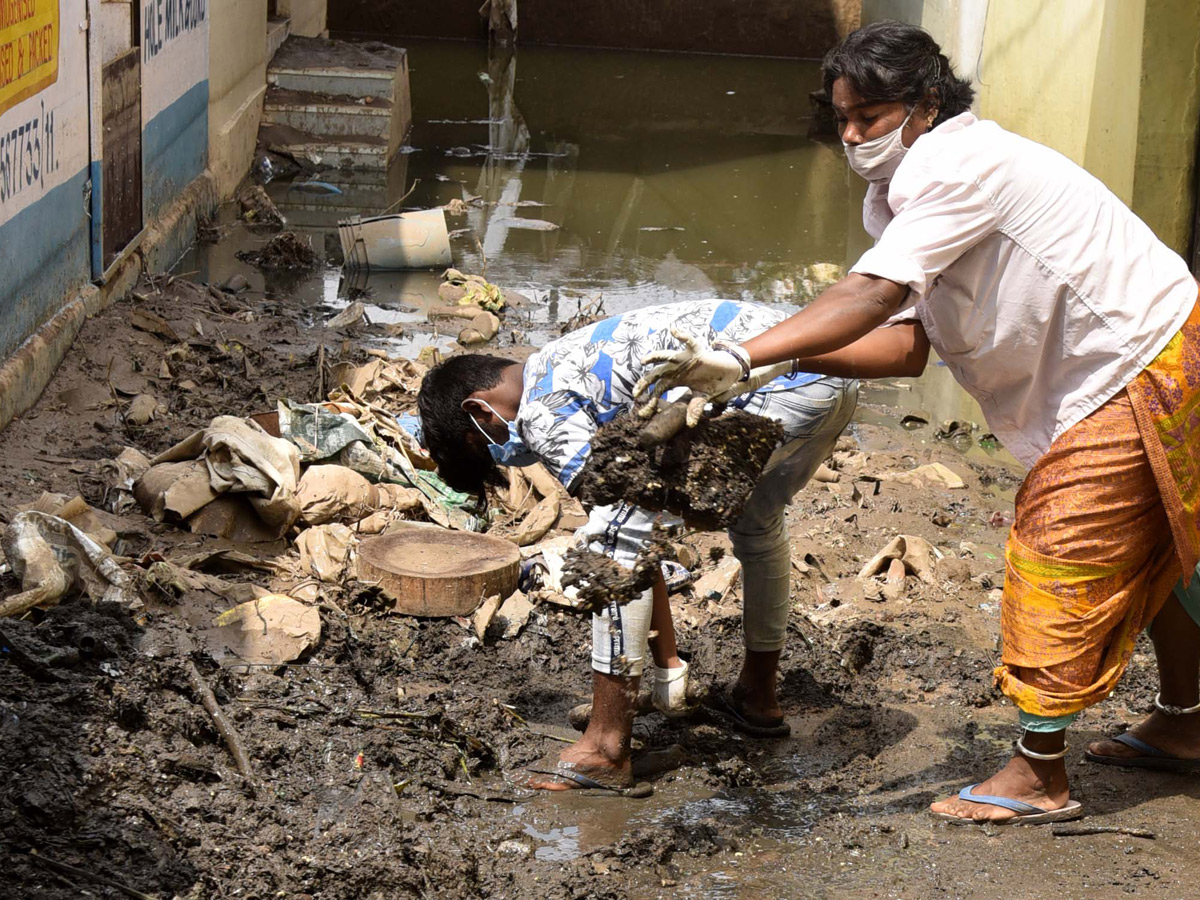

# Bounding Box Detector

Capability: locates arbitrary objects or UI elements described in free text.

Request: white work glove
[710,360,796,404]
[633,328,750,426]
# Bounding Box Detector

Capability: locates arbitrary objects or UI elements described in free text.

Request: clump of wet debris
[576,408,784,529]
[560,525,674,612]
[237,231,318,270]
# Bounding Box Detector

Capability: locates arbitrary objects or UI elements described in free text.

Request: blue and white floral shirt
[516,300,819,489]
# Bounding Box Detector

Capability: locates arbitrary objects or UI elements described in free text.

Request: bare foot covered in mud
[1087,709,1200,762]
[930,754,1071,823]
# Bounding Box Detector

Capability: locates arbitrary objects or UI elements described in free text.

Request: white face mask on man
[843,106,915,183]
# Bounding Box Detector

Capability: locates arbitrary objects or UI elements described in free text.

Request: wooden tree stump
[357,523,521,617]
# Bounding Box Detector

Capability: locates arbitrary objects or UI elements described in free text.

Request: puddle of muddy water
[176,37,1016,468]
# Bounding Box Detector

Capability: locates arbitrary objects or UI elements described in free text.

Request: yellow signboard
[0,0,59,116]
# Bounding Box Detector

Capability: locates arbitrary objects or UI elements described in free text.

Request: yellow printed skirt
[995,297,1200,717]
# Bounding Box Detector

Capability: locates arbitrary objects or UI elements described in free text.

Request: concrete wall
[207,0,268,199]
[142,0,210,223]
[862,0,1200,257]
[1132,0,1200,256]
[278,0,326,37]
[0,0,92,362]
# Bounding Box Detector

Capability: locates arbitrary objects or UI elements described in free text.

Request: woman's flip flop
[931,784,1083,826]
[1085,732,1200,772]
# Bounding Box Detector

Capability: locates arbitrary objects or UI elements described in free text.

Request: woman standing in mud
[639,20,1200,824]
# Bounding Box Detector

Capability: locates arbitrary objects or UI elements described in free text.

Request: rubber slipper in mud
[525,761,654,798]
[631,743,687,780]
[707,689,791,739]
[1084,732,1200,772]
[931,784,1083,826]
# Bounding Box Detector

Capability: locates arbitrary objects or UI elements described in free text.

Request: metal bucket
[338,208,453,270]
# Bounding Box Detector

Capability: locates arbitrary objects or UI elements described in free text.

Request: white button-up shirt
[851,112,1197,467]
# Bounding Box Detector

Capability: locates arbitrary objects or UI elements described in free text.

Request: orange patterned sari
[995,297,1200,717]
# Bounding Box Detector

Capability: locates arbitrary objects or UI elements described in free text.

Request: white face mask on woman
[843,106,915,183]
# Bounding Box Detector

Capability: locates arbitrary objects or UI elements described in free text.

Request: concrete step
[266,16,292,61]
[268,67,398,102]
[263,87,394,142]
[260,123,393,170]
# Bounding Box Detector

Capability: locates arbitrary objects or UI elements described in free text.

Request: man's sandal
[525,761,654,798]
[931,785,1084,826]
[708,688,791,739]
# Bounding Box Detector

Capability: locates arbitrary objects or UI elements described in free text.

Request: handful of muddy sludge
[575,407,784,531]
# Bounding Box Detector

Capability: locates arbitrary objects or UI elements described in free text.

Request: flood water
[181,38,1017,468]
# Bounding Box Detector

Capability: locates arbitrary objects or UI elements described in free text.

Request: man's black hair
[822,21,975,128]
[417,354,518,495]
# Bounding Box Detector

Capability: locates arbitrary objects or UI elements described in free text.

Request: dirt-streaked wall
[207,0,269,199]
[330,0,861,59]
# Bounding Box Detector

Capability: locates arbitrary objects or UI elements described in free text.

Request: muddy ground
[2,274,1199,900]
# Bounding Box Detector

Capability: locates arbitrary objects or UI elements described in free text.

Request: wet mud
[576,410,784,530]
[4,271,1199,899]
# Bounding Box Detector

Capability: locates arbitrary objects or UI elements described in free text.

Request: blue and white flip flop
[1085,732,1200,772]
[932,784,1083,826]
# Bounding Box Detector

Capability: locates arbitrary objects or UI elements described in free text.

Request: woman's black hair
[822,21,974,127]
[416,354,518,495]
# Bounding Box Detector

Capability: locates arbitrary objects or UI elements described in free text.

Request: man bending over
[418,299,862,794]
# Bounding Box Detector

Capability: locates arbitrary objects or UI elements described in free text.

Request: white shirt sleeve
[850,172,999,299]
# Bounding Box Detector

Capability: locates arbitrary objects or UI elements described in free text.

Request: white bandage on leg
[591,586,653,677]
[651,659,691,715]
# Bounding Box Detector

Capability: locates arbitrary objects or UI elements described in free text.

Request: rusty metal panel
[101,47,142,268]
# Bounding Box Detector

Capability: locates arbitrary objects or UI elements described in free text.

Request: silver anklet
[1016,737,1069,761]
[1153,692,1200,715]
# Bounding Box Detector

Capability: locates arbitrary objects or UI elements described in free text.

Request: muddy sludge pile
[575,406,784,530]
[0,270,1045,898]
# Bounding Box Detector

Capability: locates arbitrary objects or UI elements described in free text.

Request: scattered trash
[237,232,318,270]
[899,414,928,430]
[692,557,742,601]
[237,184,284,229]
[18,492,126,549]
[206,594,321,667]
[130,307,180,342]
[295,523,356,583]
[458,311,501,346]
[881,462,966,490]
[338,210,453,270]
[858,535,941,584]
[356,524,520,617]
[296,464,423,526]
[290,180,342,196]
[326,301,368,330]
[326,357,425,399]
[495,217,559,231]
[125,393,163,426]
[136,416,301,541]
[473,593,504,639]
[496,590,534,639]
[99,448,150,515]
[0,511,139,618]
[439,268,506,312]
